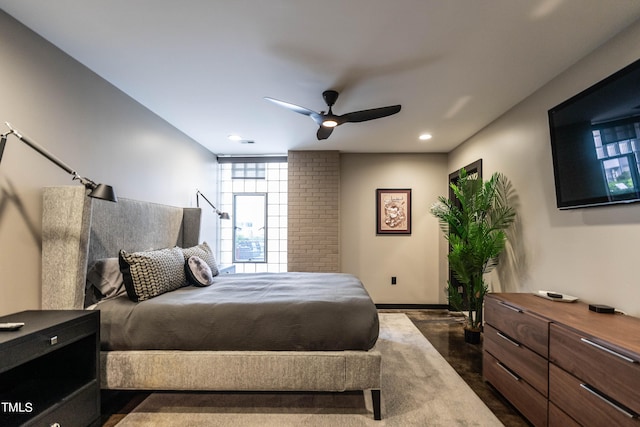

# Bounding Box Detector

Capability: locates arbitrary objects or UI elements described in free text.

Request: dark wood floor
[100,309,531,426]
[403,309,531,427]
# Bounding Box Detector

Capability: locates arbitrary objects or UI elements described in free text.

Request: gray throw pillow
[181,241,219,277]
[85,258,126,306]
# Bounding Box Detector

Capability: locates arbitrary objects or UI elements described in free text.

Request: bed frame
[41,186,382,419]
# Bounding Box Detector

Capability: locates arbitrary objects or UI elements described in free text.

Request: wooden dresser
[484,293,640,427]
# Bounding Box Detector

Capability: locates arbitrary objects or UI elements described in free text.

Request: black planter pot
[464,328,481,344]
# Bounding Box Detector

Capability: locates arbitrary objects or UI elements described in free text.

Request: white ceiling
[2,1,640,155]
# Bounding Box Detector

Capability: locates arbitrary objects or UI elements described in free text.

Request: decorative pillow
[119,246,187,302]
[181,241,219,277]
[85,258,126,306]
[185,255,215,287]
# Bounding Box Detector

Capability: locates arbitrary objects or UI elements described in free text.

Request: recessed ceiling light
[419,133,433,141]
[228,134,243,141]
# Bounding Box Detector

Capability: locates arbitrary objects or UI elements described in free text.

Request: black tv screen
[548,58,640,209]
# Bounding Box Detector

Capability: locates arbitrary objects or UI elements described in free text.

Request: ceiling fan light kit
[264,90,401,140]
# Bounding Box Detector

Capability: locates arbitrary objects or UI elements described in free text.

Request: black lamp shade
[88,183,117,202]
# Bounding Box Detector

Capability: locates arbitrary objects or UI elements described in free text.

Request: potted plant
[430,168,516,343]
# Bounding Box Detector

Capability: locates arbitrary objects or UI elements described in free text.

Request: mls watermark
[1,401,33,413]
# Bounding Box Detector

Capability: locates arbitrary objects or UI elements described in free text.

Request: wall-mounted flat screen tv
[548,58,640,209]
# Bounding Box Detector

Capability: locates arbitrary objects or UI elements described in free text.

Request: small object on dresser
[0,322,24,331]
[588,304,615,314]
[535,290,578,302]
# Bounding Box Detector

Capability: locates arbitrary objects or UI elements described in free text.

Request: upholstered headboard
[42,186,201,309]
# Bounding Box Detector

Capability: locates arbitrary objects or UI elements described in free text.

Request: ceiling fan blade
[339,105,401,124]
[264,97,323,125]
[317,126,334,140]
[267,91,401,141]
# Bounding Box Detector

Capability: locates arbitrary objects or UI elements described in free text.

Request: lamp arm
[196,190,230,219]
[3,123,96,189]
[0,133,7,164]
[8,127,74,175]
[1,122,117,202]
[196,190,217,211]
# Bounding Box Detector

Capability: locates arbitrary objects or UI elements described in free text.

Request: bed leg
[371,389,381,420]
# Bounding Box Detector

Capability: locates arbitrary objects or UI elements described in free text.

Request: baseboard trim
[376,303,449,310]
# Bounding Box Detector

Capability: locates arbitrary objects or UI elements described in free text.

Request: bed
[41,186,382,420]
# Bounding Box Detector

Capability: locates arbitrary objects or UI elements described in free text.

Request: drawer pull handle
[497,361,520,381]
[581,338,637,363]
[497,332,521,347]
[499,302,522,313]
[579,383,637,418]
[50,336,58,346]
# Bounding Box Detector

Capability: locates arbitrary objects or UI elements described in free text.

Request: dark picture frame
[376,188,411,235]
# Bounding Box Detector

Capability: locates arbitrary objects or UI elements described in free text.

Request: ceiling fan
[264,90,401,140]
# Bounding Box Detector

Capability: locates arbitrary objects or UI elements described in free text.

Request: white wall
[0,11,218,316]
[449,20,640,316]
[341,153,449,304]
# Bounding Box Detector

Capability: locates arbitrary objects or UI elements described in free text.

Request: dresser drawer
[0,316,97,374]
[483,351,547,427]
[484,324,548,396]
[549,363,640,426]
[485,295,549,357]
[550,323,640,415]
[548,402,580,427]
[24,380,99,427]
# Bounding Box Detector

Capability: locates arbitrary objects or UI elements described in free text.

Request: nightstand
[218,265,236,274]
[0,310,100,427]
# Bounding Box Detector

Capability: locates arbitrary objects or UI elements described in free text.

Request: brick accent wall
[287,150,340,272]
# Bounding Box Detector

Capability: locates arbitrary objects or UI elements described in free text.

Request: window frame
[232,192,268,263]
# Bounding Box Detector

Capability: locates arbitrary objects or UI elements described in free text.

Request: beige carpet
[115,313,502,426]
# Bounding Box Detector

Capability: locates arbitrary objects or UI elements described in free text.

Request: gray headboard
[42,186,201,309]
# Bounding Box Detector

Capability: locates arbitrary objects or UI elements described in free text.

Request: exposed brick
[287,150,340,272]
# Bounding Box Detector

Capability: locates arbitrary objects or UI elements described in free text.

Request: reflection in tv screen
[548,58,640,209]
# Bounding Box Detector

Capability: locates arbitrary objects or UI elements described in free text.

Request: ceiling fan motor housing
[322,90,339,107]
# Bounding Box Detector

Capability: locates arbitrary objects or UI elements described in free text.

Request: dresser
[0,310,100,427]
[484,293,640,427]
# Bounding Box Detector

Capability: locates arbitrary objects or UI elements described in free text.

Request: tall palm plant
[430,169,516,332]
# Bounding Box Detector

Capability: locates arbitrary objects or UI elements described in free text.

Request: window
[232,163,265,179]
[218,158,287,273]
[233,193,266,262]
[592,121,640,198]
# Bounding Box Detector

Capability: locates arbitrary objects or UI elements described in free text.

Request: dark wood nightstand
[0,310,100,427]
[218,265,236,274]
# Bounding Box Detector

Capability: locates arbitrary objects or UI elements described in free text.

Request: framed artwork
[376,188,411,235]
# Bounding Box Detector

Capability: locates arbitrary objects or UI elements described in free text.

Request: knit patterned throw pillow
[119,246,186,302]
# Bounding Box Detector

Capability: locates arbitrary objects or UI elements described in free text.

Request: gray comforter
[96,272,379,351]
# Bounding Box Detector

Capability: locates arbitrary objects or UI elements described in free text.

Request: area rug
[116,313,502,426]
